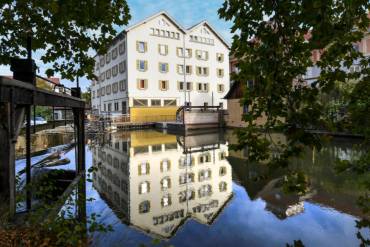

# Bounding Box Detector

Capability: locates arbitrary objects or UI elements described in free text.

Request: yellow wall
[225,99,267,128]
[130,107,178,123]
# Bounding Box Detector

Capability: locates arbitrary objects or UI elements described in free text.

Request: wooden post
[0,103,16,217]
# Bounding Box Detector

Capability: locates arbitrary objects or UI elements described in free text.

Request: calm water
[16,130,370,246]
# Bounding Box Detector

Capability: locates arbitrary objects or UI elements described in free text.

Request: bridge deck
[0,76,85,108]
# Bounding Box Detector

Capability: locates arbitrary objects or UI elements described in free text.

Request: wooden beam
[0,77,85,108]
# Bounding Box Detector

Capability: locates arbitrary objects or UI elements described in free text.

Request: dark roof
[224,81,245,99]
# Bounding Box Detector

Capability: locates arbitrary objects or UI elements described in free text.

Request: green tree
[0,1,131,80]
[219,0,369,180]
[219,1,370,245]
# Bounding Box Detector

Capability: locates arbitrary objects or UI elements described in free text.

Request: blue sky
[0,0,233,91]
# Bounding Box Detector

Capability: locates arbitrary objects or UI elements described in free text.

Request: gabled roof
[126,10,186,33]
[187,20,230,49]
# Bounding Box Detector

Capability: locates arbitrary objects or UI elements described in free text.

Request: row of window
[136,60,225,77]
[136,41,224,62]
[138,182,228,213]
[136,79,225,93]
[98,61,127,82]
[97,41,126,69]
[137,153,226,175]
[93,80,127,98]
[150,28,181,40]
[189,35,215,46]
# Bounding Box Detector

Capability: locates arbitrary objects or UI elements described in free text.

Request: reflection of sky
[82,142,365,247]
[15,142,367,246]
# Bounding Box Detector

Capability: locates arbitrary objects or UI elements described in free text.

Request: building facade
[90,11,230,122]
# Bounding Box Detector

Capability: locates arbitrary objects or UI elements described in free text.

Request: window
[119,41,125,54]
[198,184,212,198]
[137,60,147,72]
[196,66,209,76]
[106,69,111,79]
[219,151,226,160]
[164,99,176,106]
[217,68,224,78]
[185,48,192,58]
[159,62,168,73]
[179,190,195,203]
[177,47,184,57]
[177,64,184,74]
[199,169,212,182]
[160,159,171,172]
[99,56,105,66]
[106,85,111,95]
[112,65,118,77]
[217,84,225,93]
[114,102,119,111]
[243,104,249,114]
[159,80,168,91]
[196,50,208,60]
[178,81,184,91]
[136,41,147,53]
[138,162,150,175]
[112,82,118,93]
[219,182,227,192]
[185,65,192,75]
[161,177,171,190]
[219,166,227,176]
[119,61,126,73]
[158,44,168,55]
[137,79,148,90]
[217,53,224,62]
[139,201,150,213]
[151,99,161,106]
[133,99,148,106]
[196,83,209,92]
[111,48,118,60]
[186,82,192,91]
[100,72,105,82]
[161,194,172,207]
[179,173,195,184]
[101,87,105,96]
[139,181,150,194]
[179,156,193,168]
[107,103,112,112]
[119,80,126,91]
[106,52,111,63]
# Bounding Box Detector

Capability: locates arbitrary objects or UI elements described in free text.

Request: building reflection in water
[90,130,233,239]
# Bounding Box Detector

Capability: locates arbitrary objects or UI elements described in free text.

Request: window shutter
[196,67,200,76]
[165,63,169,72]
[165,45,168,55]
[144,42,148,52]
[144,61,148,71]
[205,51,209,60]
[189,66,192,74]
[176,65,179,74]
[136,41,139,52]
[188,49,192,58]
[144,79,148,89]
[136,60,139,70]
[158,63,161,72]
[158,44,161,54]
[138,164,142,175]
[205,68,209,76]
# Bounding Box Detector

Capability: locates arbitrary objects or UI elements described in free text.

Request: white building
[91,11,230,122]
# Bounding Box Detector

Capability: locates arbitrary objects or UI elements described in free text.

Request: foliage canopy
[0,0,130,80]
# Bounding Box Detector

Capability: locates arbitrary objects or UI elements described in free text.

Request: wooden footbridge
[0,53,86,217]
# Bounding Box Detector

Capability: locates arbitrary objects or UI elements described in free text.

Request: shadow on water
[7,129,369,247]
